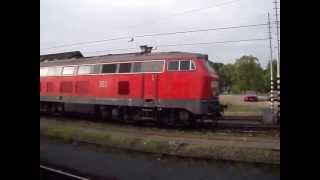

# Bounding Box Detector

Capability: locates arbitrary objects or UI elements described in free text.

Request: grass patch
[181,145,279,164]
[40,118,279,164]
[140,140,172,154]
[225,104,265,113]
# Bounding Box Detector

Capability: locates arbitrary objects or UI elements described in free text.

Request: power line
[126,0,244,29]
[86,47,138,54]
[85,38,268,54]
[41,0,246,53]
[157,38,268,47]
[40,23,269,51]
[135,24,268,38]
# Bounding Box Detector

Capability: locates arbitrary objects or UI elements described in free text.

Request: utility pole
[274,0,280,86]
[274,0,280,122]
[267,12,274,120]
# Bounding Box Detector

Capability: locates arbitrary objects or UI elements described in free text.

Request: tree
[218,64,235,93]
[210,62,224,72]
[232,55,265,93]
[263,59,277,92]
[209,61,225,92]
[209,61,234,93]
[208,55,272,94]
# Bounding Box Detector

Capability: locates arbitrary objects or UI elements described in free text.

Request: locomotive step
[140,116,156,121]
[141,108,154,112]
[196,119,214,123]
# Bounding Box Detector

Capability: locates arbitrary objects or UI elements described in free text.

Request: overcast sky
[40,0,279,68]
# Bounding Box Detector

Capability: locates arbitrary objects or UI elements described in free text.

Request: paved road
[40,136,279,180]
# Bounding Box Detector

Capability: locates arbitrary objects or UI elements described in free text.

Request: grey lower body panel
[40,96,221,115]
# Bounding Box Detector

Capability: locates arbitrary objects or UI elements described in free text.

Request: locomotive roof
[40,51,208,67]
[40,51,83,62]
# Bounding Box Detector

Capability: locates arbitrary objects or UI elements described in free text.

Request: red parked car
[244,91,258,102]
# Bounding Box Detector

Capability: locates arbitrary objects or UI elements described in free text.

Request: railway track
[222,115,262,121]
[40,113,279,138]
[216,119,279,131]
[40,113,279,133]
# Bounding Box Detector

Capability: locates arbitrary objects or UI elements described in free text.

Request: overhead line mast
[274,0,280,123]
[268,13,274,120]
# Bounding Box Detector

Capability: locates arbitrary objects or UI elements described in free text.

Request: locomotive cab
[198,58,223,119]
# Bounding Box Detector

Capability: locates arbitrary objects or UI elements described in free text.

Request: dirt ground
[219,94,269,108]
[219,95,272,116]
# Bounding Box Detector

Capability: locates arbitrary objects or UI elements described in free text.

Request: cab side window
[62,66,76,75]
[78,65,97,75]
[102,64,117,74]
[118,63,132,73]
[40,67,48,77]
[168,61,179,71]
[180,60,190,71]
[167,60,196,71]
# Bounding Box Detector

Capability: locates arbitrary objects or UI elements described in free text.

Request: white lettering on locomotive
[99,80,107,88]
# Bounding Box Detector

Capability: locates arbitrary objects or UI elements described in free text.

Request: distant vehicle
[244,91,258,102]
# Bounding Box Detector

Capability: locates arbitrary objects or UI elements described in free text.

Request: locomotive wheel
[101,110,111,121]
[48,103,56,115]
[122,110,129,122]
[95,106,111,121]
[94,106,102,120]
[56,103,65,115]
[157,117,170,128]
[187,118,197,128]
[111,107,121,121]
[168,110,178,127]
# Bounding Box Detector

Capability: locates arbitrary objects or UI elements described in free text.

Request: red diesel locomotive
[40,49,223,125]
